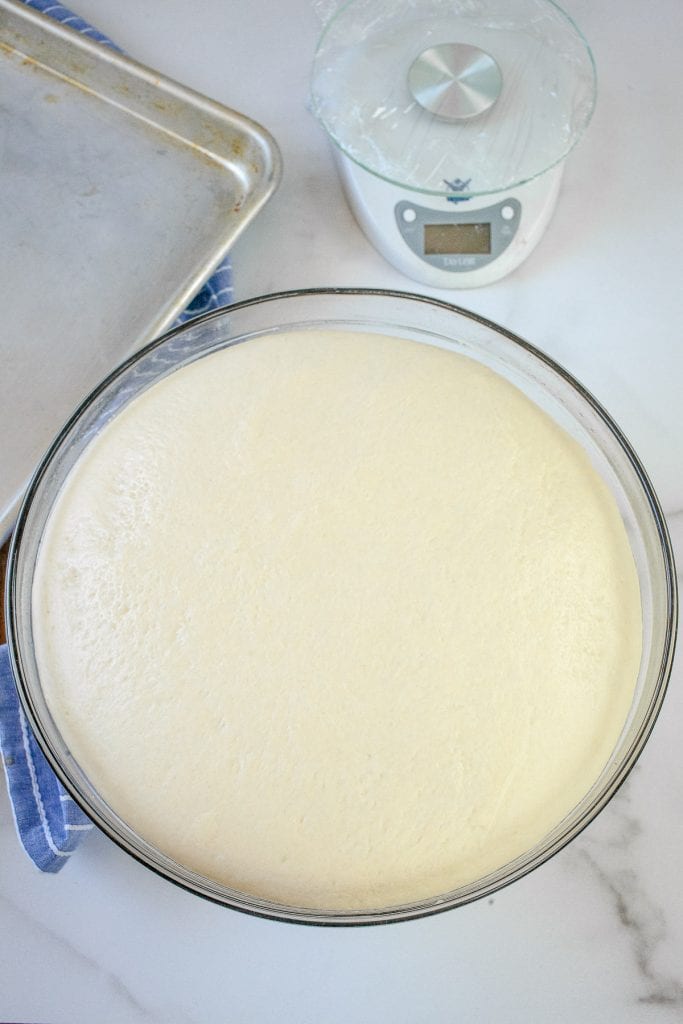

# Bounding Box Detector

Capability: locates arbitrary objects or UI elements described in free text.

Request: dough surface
[33,329,642,910]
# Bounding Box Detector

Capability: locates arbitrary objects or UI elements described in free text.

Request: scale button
[501,205,515,221]
[402,207,417,223]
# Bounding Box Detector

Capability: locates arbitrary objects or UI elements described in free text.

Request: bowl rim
[5,287,678,926]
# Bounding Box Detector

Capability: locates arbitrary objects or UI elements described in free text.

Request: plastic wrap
[310,0,596,197]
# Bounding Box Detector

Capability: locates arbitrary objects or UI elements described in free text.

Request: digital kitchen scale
[310,0,596,287]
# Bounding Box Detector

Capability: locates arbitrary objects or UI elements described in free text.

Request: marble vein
[0,887,158,1022]
[574,781,683,1008]
[578,848,683,1007]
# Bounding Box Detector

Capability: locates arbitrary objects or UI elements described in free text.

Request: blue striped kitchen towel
[0,646,92,871]
[0,0,234,873]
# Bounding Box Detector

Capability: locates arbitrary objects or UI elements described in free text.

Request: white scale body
[311,5,595,291]
[336,153,564,289]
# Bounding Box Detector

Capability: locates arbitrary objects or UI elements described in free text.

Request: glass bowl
[6,289,677,925]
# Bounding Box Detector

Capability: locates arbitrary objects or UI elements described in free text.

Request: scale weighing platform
[311,0,596,287]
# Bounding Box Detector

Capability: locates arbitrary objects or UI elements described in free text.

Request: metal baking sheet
[0,0,281,541]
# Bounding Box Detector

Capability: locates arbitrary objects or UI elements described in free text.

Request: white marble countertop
[2,1,682,1021]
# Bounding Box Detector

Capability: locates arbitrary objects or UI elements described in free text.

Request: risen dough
[33,330,641,910]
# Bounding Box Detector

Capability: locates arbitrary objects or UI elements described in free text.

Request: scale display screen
[424,222,491,255]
